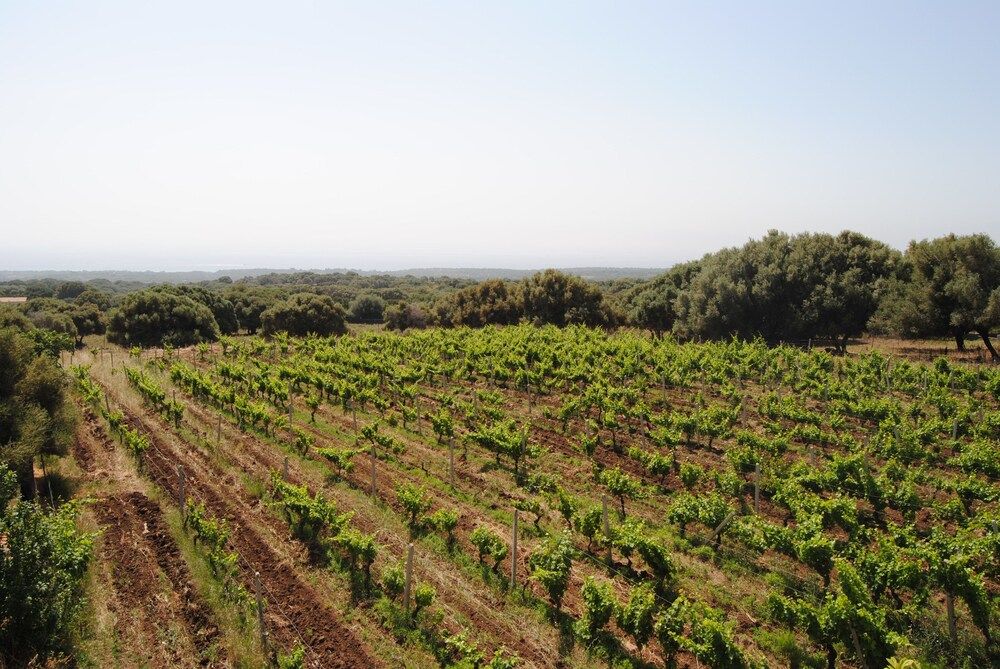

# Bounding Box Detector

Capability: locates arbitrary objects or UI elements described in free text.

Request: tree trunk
[17,459,36,500]
[954,329,966,351]
[826,644,836,669]
[976,329,999,361]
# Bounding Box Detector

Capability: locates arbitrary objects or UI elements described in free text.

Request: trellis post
[177,465,186,517]
[254,571,268,650]
[602,496,612,565]
[510,510,519,589]
[753,462,760,513]
[403,543,415,612]
[448,439,455,488]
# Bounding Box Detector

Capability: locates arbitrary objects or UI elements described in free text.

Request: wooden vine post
[510,510,519,589]
[403,543,415,613]
[448,439,455,488]
[849,624,868,669]
[753,462,760,514]
[711,510,737,549]
[602,496,612,565]
[370,443,377,497]
[177,465,186,518]
[216,414,222,446]
[946,591,957,646]
[254,571,268,651]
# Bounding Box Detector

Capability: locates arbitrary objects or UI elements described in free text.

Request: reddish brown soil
[72,408,114,473]
[94,491,224,667]
[92,377,383,669]
[177,378,560,667]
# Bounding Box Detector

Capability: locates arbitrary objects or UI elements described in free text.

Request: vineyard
[66,325,998,669]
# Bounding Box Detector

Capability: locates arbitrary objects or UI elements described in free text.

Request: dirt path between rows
[94,491,225,667]
[91,375,383,669]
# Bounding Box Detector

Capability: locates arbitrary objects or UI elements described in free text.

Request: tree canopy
[623,260,702,336]
[872,233,1000,358]
[261,292,347,337]
[224,285,279,334]
[522,269,614,327]
[434,279,523,327]
[106,289,220,347]
[0,326,75,496]
[671,231,898,347]
[158,285,240,335]
[347,294,386,324]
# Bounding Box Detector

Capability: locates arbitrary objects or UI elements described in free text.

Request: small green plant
[528,532,574,612]
[276,644,306,669]
[470,526,508,571]
[618,583,657,650]
[381,561,405,599]
[576,576,616,641]
[413,582,435,616]
[574,506,604,551]
[428,508,459,550]
[655,597,688,669]
[679,462,704,489]
[305,394,321,422]
[396,483,432,532]
[599,466,643,518]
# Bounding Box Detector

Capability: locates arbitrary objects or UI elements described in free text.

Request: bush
[107,289,220,347]
[0,465,93,662]
[385,303,428,331]
[1,329,75,495]
[261,293,347,337]
[348,294,386,323]
[521,270,613,327]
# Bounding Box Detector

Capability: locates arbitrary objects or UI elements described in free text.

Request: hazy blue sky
[1,1,998,270]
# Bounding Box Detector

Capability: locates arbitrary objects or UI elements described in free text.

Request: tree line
[3,231,998,357]
[432,231,1000,359]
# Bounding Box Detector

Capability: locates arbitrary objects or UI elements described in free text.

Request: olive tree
[672,230,897,346]
[872,233,1000,359]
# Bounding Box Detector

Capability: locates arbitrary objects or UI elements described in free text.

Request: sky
[1,1,998,271]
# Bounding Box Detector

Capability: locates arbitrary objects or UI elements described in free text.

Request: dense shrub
[1,328,75,495]
[107,289,220,347]
[261,293,347,337]
[0,464,93,663]
[348,294,386,323]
